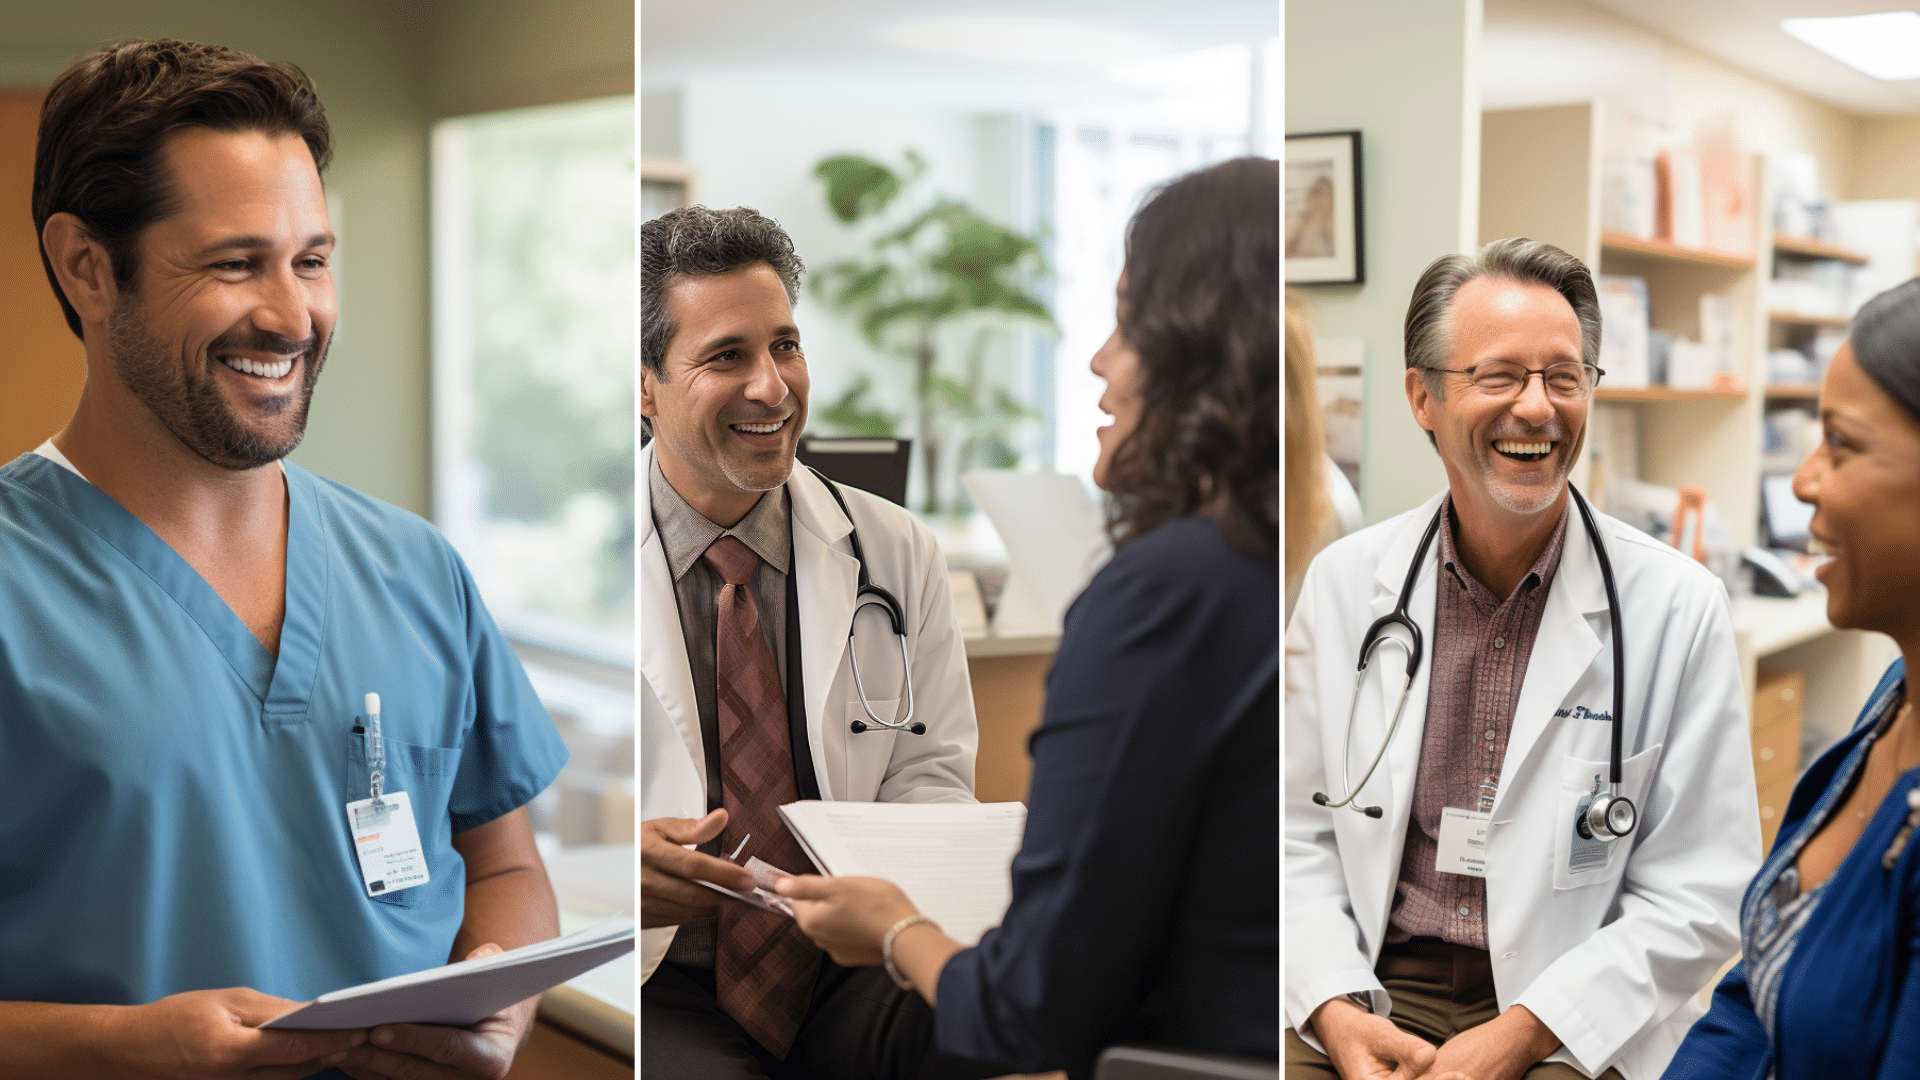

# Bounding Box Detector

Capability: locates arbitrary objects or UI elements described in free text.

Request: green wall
[0,0,632,516]
[1287,0,1482,523]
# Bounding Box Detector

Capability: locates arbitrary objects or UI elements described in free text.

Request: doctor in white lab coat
[1285,240,1759,1080]
[637,206,977,1078]
[640,439,978,981]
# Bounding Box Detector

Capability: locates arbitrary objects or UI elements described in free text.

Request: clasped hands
[1310,997,1561,1080]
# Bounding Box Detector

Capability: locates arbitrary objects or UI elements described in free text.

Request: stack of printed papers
[778,800,1027,947]
[263,913,635,1029]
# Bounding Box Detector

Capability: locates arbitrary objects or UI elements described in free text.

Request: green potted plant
[811,150,1056,514]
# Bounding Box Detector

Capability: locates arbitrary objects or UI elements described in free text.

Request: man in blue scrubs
[0,40,569,1079]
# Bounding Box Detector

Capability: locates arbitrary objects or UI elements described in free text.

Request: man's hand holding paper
[640,809,757,928]
[335,944,523,1080]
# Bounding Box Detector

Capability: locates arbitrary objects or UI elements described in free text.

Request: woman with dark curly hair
[773,157,1280,1080]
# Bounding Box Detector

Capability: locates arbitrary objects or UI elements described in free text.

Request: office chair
[1092,1044,1279,1080]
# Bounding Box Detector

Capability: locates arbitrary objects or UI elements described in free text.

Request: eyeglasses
[1428,360,1603,401]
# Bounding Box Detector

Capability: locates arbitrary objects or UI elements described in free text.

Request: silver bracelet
[881,914,939,992]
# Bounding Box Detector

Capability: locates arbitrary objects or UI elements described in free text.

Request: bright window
[431,97,635,667]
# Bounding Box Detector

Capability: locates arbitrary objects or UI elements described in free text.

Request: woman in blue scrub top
[774,157,1281,1080]
[1664,278,1920,1080]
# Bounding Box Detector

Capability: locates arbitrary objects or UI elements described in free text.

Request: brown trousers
[1285,941,1625,1080]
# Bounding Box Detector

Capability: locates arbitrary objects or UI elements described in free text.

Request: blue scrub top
[0,453,569,1008]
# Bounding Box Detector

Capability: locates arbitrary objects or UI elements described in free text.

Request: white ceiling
[640,0,1277,108]
[1584,0,1920,115]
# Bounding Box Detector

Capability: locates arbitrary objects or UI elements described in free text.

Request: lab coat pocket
[346,728,462,907]
[843,700,900,800]
[1551,744,1662,891]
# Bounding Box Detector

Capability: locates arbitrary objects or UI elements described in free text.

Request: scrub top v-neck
[0,452,568,1008]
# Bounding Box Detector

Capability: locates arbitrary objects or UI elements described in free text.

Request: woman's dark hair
[1850,277,1920,423]
[34,39,333,339]
[1103,156,1279,557]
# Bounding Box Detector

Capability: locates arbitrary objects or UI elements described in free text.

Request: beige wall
[1288,0,1481,524]
[0,0,632,517]
[1854,115,1920,205]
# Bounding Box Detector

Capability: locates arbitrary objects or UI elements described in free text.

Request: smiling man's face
[641,262,809,526]
[110,126,335,469]
[1407,276,1588,524]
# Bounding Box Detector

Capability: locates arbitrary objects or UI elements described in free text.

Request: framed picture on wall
[1285,130,1363,285]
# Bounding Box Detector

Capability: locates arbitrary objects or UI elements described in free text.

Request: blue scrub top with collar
[0,452,569,1008]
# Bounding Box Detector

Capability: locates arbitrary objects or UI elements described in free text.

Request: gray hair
[1403,237,1602,399]
[641,204,806,377]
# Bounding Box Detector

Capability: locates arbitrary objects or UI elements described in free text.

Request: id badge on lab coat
[346,790,430,898]
[1436,807,1490,877]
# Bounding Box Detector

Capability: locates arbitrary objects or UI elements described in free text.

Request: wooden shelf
[1773,235,1869,265]
[1765,383,1822,400]
[1769,310,1850,327]
[1599,230,1755,269]
[1595,386,1748,402]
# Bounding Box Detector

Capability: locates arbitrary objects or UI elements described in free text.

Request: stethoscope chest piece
[1578,783,1638,842]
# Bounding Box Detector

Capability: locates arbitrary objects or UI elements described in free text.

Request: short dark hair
[1103,157,1279,558]
[641,204,805,377]
[33,38,334,339]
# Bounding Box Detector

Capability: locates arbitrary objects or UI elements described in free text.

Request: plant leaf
[815,155,902,223]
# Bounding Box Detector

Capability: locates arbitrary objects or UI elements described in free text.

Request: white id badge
[346,790,430,898]
[1436,806,1491,877]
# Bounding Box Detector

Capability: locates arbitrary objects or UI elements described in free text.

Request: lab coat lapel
[637,447,704,785]
[789,468,859,799]
[1499,501,1605,806]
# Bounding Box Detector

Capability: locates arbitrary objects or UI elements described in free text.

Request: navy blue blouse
[933,516,1280,1080]
[1665,659,1920,1080]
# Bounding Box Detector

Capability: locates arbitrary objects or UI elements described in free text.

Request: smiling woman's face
[1793,343,1920,638]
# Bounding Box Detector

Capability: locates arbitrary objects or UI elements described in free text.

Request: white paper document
[778,801,1027,948]
[262,913,635,1030]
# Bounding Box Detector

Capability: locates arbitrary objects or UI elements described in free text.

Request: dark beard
[106,296,327,470]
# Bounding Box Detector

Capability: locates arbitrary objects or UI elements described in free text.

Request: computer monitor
[796,438,912,507]
[1760,472,1814,551]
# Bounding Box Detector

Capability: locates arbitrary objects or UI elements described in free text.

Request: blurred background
[0,3,634,1069]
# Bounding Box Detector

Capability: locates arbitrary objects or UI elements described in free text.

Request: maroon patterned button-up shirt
[1386,495,1570,949]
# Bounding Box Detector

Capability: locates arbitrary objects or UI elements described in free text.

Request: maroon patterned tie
[703,535,821,1058]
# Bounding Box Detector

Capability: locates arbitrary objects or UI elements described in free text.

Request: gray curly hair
[641,204,806,378]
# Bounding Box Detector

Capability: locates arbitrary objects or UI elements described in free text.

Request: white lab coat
[1285,491,1759,1080]
[640,444,978,982]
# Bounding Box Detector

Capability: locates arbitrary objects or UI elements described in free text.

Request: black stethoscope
[1313,484,1637,844]
[811,469,923,736]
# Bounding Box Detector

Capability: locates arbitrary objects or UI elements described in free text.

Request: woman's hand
[774,875,919,967]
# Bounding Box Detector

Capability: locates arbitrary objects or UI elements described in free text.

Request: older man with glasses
[1285,238,1760,1080]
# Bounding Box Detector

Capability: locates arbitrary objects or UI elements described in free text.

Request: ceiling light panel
[1781,11,1920,81]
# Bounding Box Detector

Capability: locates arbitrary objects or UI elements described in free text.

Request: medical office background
[1289,0,1920,866]
[642,0,1279,808]
[0,1,636,1071]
